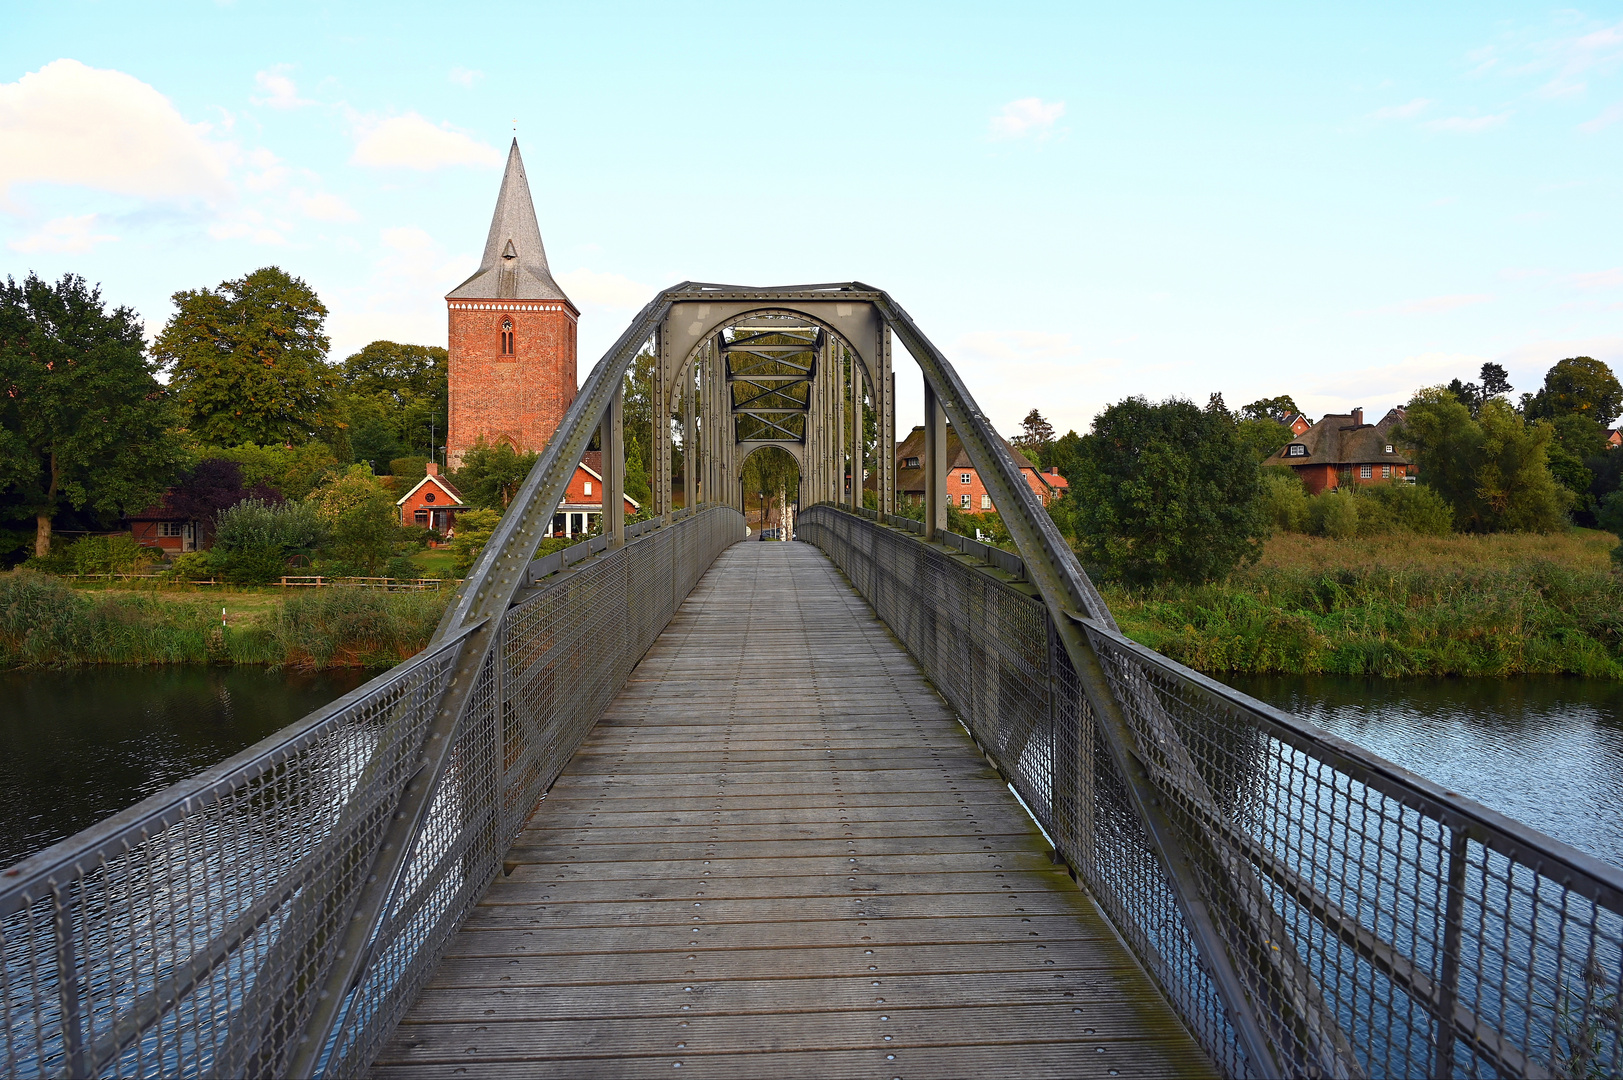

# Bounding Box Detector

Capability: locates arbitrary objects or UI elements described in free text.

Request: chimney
[1351,408,1364,427]
[426,461,439,476]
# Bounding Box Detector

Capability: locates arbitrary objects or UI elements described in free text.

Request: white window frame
[960,493,970,508]
[1287,444,1307,457]
[980,494,991,510]
[960,472,971,484]
[1382,465,1391,479]
[584,480,592,496]
[1360,465,1372,479]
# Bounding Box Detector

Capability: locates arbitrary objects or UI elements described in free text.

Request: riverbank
[0,572,451,669]
[1103,529,1623,678]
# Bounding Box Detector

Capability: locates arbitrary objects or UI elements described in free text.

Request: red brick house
[1608,428,1621,450]
[551,451,640,538]
[445,140,579,470]
[129,507,200,553]
[396,463,468,534]
[1270,407,1413,494]
[1285,412,1312,436]
[894,426,1065,511]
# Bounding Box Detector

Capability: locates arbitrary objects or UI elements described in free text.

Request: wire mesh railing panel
[799,503,1623,1080]
[0,507,744,1079]
[0,637,463,1079]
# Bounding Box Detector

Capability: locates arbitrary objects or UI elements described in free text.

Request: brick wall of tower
[446,301,578,469]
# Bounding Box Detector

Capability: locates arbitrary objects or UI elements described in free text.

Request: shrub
[1357,481,1453,535]
[165,551,213,580]
[213,500,325,585]
[450,508,501,576]
[1258,468,1309,532]
[278,588,448,669]
[69,534,162,576]
[1308,489,1360,539]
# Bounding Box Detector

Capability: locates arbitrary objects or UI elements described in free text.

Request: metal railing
[0,506,744,1078]
[799,503,1623,1079]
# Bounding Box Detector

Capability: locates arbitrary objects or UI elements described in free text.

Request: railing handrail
[1073,611,1623,911]
[0,619,484,919]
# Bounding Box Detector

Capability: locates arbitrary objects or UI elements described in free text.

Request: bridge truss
[2,283,1621,1078]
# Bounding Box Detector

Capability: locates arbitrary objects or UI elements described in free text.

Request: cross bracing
[4,282,1622,1080]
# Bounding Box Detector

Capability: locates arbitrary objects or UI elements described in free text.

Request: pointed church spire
[446,139,573,305]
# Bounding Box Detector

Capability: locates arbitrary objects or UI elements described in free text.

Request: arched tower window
[501,317,514,356]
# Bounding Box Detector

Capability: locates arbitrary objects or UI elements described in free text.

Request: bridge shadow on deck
[375,541,1213,1079]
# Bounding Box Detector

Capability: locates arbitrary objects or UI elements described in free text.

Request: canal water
[0,666,369,868]
[1228,674,1623,868]
[3,669,1620,873]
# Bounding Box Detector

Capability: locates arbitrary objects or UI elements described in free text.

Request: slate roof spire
[447,139,573,305]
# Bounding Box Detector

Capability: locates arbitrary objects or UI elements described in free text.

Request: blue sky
[3,2,1623,436]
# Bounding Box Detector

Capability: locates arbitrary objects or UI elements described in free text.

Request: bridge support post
[850,350,864,512]
[601,384,625,549]
[924,378,947,540]
[879,328,894,516]
[683,359,695,510]
[654,324,673,521]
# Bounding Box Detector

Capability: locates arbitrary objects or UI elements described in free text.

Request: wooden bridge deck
[375,541,1214,1078]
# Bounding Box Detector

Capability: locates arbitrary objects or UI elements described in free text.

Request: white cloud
[296,191,358,222]
[1566,268,1623,290]
[449,67,483,88]
[0,58,230,203]
[1580,101,1623,132]
[555,268,654,310]
[1369,98,1432,121]
[7,213,117,254]
[1392,294,1494,314]
[990,97,1065,140]
[252,65,313,109]
[351,114,502,169]
[1424,113,1511,133]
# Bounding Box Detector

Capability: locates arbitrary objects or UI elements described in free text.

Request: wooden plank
[374,541,1214,1079]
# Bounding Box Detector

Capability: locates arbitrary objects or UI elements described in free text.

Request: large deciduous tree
[455,438,538,510]
[1399,389,1568,532]
[156,266,336,446]
[1070,396,1265,585]
[0,273,182,556]
[338,340,449,470]
[1524,356,1623,427]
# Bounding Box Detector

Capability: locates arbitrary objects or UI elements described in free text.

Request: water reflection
[0,666,369,867]
[1228,674,1623,868]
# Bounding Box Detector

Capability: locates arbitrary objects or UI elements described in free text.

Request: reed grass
[0,571,451,670]
[1105,530,1623,678]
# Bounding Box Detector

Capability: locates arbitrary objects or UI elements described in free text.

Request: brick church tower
[445,139,578,469]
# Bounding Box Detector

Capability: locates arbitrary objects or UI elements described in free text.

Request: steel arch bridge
[4,283,1623,1079]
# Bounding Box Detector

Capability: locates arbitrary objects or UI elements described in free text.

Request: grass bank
[1102,530,1623,678]
[0,572,452,670]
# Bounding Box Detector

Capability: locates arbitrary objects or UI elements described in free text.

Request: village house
[1284,412,1312,436]
[893,426,1065,511]
[128,506,201,553]
[396,462,469,535]
[1270,407,1413,494]
[551,451,640,538]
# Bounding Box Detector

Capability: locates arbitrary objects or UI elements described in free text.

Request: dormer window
[501,317,514,356]
[1385,444,1394,454]
[1286,444,1307,457]
[905,457,919,469]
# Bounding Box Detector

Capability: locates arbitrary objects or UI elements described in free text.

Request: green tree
[1545,412,1609,517]
[1239,395,1301,423]
[0,273,182,556]
[450,507,501,576]
[1400,389,1568,532]
[1070,396,1266,585]
[741,446,799,527]
[455,438,538,509]
[1524,356,1623,427]
[338,340,449,470]
[156,266,336,445]
[1012,408,1055,458]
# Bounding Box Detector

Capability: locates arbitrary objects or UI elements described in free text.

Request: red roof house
[893,426,1066,511]
[551,451,640,537]
[396,463,469,534]
[1270,407,1413,495]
